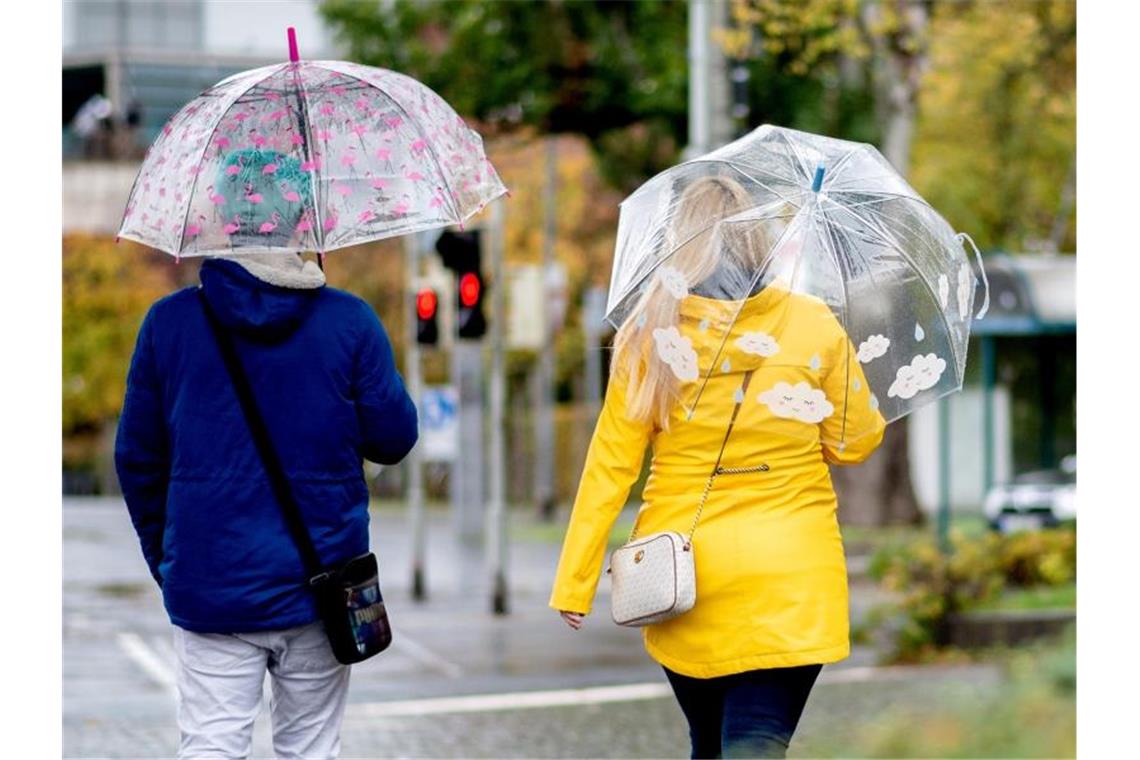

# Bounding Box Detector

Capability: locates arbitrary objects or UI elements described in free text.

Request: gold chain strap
[628,370,757,547]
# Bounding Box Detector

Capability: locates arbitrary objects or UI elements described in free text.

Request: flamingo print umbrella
[117,29,507,258]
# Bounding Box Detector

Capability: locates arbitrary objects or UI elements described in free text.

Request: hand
[559,611,584,630]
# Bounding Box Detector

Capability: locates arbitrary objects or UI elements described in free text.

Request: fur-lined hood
[199,256,324,340]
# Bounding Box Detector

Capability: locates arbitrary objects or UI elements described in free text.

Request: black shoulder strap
[198,288,327,584]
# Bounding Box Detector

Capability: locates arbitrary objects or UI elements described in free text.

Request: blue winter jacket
[114,258,418,633]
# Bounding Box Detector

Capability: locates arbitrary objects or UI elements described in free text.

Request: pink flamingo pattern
[118,56,507,258]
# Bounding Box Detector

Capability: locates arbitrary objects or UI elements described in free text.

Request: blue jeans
[664,664,822,759]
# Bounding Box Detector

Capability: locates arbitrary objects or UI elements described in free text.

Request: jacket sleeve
[549,374,653,615]
[114,307,170,586]
[353,303,419,465]
[819,330,886,465]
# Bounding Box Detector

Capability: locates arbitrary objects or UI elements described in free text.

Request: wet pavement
[64,497,1000,759]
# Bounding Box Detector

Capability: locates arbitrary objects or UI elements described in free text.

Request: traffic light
[415,286,439,345]
[435,230,487,339]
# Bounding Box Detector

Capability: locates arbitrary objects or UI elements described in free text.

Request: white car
[983,456,1076,533]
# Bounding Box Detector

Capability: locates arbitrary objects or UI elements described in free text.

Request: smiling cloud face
[857,334,890,364]
[735,331,780,357]
[653,326,699,382]
[888,353,947,399]
[657,265,689,300]
[757,381,835,424]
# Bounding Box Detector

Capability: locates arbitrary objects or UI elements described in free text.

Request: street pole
[583,286,607,417]
[404,235,427,601]
[686,0,733,158]
[486,200,509,615]
[534,136,558,521]
[938,396,951,555]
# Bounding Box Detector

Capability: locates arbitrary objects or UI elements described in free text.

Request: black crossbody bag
[199,289,392,664]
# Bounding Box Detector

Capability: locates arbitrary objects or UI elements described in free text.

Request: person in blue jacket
[115,240,418,758]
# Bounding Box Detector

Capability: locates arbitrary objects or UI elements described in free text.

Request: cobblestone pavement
[64,498,999,759]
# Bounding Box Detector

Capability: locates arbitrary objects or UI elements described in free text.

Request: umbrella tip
[287,27,299,63]
[812,164,826,193]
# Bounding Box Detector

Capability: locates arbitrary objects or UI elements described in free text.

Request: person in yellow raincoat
[550,176,885,759]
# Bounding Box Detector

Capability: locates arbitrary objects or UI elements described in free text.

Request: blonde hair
[613,175,761,429]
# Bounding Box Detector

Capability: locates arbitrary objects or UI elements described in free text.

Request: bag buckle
[308,571,333,587]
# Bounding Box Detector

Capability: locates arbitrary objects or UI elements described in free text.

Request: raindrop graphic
[699,319,710,332]
[870,394,880,411]
[853,378,862,392]
[809,354,822,371]
[722,359,732,373]
[915,323,925,341]
[733,388,745,403]
[636,312,648,328]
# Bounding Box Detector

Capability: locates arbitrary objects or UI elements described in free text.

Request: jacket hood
[199,258,323,340]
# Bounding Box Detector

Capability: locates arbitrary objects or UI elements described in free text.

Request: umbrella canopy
[606,124,989,448]
[118,31,507,257]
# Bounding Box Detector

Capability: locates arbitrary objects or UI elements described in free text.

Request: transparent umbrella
[606,124,990,449]
[117,29,507,259]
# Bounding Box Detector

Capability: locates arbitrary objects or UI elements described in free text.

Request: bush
[869,526,1076,661]
[999,527,1076,586]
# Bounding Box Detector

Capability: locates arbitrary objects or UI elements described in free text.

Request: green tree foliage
[320,0,689,192]
[724,0,1076,251]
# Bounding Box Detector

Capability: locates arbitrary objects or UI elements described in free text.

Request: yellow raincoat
[549,284,886,678]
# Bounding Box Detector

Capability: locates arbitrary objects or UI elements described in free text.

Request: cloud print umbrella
[606,125,990,449]
[117,28,507,258]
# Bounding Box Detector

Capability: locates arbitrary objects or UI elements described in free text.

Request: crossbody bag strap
[628,369,755,546]
[198,289,329,586]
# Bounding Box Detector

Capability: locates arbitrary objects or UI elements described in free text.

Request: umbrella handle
[957,232,990,320]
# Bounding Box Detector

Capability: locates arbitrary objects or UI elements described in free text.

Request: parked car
[983,456,1076,533]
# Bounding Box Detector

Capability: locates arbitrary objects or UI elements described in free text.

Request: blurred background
[62,1,1075,757]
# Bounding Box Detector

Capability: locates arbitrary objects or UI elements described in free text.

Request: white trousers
[173,622,351,760]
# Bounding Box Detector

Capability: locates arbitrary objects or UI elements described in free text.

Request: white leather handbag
[608,371,756,628]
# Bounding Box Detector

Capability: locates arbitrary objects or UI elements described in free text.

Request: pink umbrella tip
[287,27,299,63]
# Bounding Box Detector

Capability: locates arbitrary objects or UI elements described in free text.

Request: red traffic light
[459,272,482,308]
[416,288,438,320]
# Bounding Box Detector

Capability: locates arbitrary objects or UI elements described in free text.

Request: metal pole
[486,201,509,615]
[688,0,710,157]
[534,136,558,521]
[404,236,427,601]
[981,336,996,493]
[938,396,951,554]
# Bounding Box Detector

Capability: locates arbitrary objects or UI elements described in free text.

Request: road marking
[116,632,177,696]
[348,682,673,718]
[345,665,946,719]
[391,634,465,678]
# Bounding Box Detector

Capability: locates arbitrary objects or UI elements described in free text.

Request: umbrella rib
[289,63,326,252]
[823,206,965,381]
[327,66,464,224]
[814,211,853,445]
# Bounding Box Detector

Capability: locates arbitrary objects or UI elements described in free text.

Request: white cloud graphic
[757,381,835,424]
[735,331,780,357]
[887,353,947,400]
[957,263,973,317]
[938,274,950,309]
[653,326,699,382]
[857,334,890,364]
[657,265,689,300]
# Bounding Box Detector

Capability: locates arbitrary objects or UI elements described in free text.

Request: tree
[721,0,1075,525]
[321,0,690,193]
[63,235,175,474]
